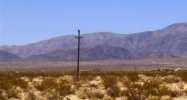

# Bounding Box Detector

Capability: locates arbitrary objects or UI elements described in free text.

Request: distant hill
[1,23,187,58]
[0,50,21,61]
[128,52,177,60]
[25,45,176,61]
[25,45,130,61]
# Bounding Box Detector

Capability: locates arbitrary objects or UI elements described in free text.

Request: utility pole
[75,29,83,81]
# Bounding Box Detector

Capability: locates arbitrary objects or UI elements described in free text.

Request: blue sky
[0,0,187,46]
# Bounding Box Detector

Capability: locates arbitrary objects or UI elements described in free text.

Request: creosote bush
[102,75,117,88]
[35,77,73,97]
[0,72,28,90]
[0,71,187,99]
[126,71,139,82]
[0,90,6,100]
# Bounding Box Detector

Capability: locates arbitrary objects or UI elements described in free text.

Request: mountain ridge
[0,50,21,61]
[0,23,187,58]
[25,45,176,61]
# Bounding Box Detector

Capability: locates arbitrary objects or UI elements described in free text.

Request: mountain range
[0,50,21,61]
[24,45,176,61]
[0,23,187,61]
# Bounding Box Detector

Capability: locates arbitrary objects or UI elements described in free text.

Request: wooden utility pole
[75,29,83,81]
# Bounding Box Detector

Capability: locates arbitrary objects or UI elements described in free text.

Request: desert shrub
[143,71,176,77]
[89,83,98,89]
[35,77,57,91]
[184,89,187,95]
[21,72,69,79]
[0,80,11,90]
[142,79,163,96]
[73,81,82,90]
[123,80,168,99]
[0,72,28,90]
[55,80,73,96]
[91,91,104,99]
[78,88,104,99]
[122,89,143,100]
[178,82,185,90]
[107,85,121,97]
[102,75,117,89]
[93,68,101,72]
[0,90,6,100]
[122,82,144,99]
[6,89,21,99]
[167,90,183,97]
[178,71,187,82]
[80,74,94,81]
[143,79,162,90]
[35,77,73,98]
[12,78,28,89]
[122,77,131,87]
[77,88,92,99]
[158,72,176,77]
[126,72,139,82]
[157,85,170,96]
[147,96,162,100]
[0,73,14,90]
[27,92,36,100]
[142,72,158,77]
[128,96,142,100]
[163,75,181,83]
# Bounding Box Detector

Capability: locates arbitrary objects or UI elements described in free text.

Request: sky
[0,0,187,46]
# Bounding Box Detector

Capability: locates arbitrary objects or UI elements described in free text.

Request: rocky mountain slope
[0,50,21,61]
[25,45,176,61]
[0,23,187,58]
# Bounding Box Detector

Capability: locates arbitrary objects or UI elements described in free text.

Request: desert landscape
[1,23,187,99]
[1,1,187,99]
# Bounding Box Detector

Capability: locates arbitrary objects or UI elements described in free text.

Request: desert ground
[0,58,186,72]
[0,58,187,100]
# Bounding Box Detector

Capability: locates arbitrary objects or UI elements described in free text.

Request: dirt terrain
[0,58,186,72]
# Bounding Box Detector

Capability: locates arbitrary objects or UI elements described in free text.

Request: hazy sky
[0,0,187,46]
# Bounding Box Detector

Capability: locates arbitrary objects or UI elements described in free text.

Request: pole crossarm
[75,30,83,38]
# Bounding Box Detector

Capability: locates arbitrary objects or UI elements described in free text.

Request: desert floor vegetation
[0,58,187,71]
[0,71,187,100]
